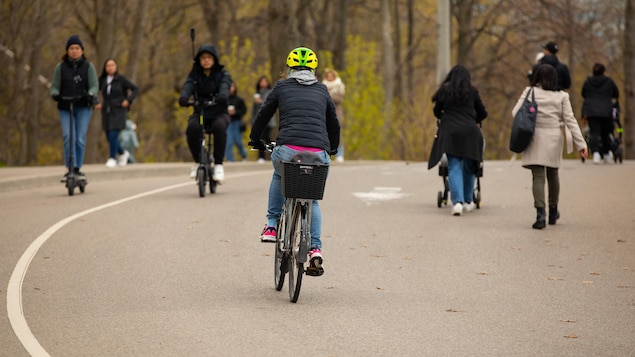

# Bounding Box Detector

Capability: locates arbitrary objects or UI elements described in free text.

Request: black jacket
[581,75,619,119]
[179,45,232,119]
[428,86,487,169]
[530,55,571,91]
[98,74,139,131]
[250,72,340,151]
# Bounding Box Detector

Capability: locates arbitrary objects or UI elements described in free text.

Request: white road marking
[353,187,408,205]
[6,171,266,356]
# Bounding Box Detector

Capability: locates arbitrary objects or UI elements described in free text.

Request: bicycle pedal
[306,266,324,276]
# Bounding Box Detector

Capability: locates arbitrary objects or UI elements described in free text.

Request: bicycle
[264,144,329,302]
[59,95,88,196]
[188,99,220,197]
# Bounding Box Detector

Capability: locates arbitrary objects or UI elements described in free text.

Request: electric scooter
[60,95,87,196]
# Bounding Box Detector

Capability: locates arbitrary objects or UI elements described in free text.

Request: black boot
[548,205,560,225]
[532,207,546,229]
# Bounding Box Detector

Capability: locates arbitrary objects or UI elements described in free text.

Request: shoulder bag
[509,87,538,153]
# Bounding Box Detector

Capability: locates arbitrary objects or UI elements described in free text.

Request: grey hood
[288,70,318,85]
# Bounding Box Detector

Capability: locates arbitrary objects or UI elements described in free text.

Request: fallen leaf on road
[589,272,600,275]
[404,256,412,260]
[548,277,563,281]
[616,285,633,289]
[371,253,384,258]
[582,281,593,284]
[617,239,625,243]
[261,253,270,256]
[376,287,385,290]
[476,272,489,275]
[445,309,465,313]
[559,319,576,323]
[325,286,334,289]
[564,334,578,339]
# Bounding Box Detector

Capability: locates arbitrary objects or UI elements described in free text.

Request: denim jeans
[447,154,476,205]
[106,129,124,159]
[268,145,330,249]
[59,107,92,169]
[225,120,247,161]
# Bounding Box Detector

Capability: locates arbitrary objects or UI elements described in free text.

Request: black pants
[587,116,613,156]
[186,114,228,165]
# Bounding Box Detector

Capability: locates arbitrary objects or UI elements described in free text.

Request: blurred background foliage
[0,0,632,166]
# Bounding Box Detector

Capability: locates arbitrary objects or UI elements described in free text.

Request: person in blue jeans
[225,83,248,161]
[249,47,340,276]
[50,35,99,180]
[428,65,487,216]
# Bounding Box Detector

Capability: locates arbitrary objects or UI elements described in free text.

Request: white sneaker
[190,165,197,179]
[605,151,613,163]
[105,158,117,168]
[257,158,265,164]
[452,203,463,216]
[463,202,476,213]
[592,152,601,164]
[117,150,130,166]
[212,164,225,182]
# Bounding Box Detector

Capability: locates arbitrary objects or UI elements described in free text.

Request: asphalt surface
[1,159,634,356]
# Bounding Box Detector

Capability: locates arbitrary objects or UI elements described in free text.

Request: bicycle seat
[289,151,323,164]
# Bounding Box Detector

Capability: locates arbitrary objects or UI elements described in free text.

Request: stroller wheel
[437,191,443,208]
[475,191,481,209]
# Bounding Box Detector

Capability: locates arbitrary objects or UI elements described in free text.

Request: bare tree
[381,0,394,129]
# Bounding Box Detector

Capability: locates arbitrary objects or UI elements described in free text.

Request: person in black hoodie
[249,47,340,276]
[581,63,619,164]
[528,41,571,91]
[95,58,139,168]
[178,44,232,181]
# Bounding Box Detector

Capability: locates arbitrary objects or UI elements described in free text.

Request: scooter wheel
[79,180,86,193]
[67,177,75,196]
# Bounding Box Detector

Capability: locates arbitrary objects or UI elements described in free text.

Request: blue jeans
[447,154,476,205]
[225,120,247,161]
[106,130,124,159]
[59,107,92,169]
[268,145,330,249]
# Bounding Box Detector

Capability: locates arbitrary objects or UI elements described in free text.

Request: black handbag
[509,87,538,153]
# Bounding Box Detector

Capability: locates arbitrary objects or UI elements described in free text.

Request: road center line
[6,171,266,356]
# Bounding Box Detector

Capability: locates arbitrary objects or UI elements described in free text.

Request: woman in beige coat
[512,64,587,229]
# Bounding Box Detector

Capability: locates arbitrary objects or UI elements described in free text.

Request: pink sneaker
[260,225,276,243]
[307,248,324,276]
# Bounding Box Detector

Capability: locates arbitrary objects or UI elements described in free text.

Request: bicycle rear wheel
[287,202,304,303]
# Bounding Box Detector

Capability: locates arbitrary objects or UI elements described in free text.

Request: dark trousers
[587,116,613,155]
[186,114,227,165]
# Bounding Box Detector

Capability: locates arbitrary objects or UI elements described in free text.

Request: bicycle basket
[280,161,329,200]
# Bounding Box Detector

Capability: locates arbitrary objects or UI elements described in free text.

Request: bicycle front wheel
[196,167,206,197]
[287,202,304,303]
[274,211,287,291]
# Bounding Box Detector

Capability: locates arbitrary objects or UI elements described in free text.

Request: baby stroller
[437,153,483,208]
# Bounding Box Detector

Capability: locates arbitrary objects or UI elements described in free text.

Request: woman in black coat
[428,65,487,216]
[96,58,139,167]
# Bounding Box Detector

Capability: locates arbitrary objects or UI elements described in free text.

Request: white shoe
[212,164,225,182]
[592,152,601,164]
[605,151,613,163]
[452,203,463,216]
[105,158,117,168]
[257,158,265,164]
[463,202,476,213]
[336,156,344,163]
[190,165,197,179]
[117,150,130,166]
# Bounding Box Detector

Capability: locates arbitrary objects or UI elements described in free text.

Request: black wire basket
[281,161,329,200]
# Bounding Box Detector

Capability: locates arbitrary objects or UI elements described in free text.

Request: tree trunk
[268,0,300,83]
[381,0,394,130]
[625,0,635,159]
[125,0,150,83]
[199,0,222,44]
[333,0,348,70]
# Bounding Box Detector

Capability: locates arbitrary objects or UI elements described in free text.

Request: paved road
[1,160,634,356]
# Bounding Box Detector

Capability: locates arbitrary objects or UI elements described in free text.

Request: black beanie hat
[66,35,84,50]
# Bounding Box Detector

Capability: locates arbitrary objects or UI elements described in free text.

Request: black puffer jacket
[179,44,232,119]
[250,71,340,151]
[581,75,619,119]
[98,74,138,131]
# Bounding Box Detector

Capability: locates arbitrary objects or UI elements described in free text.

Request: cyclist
[249,47,340,276]
[178,44,232,182]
